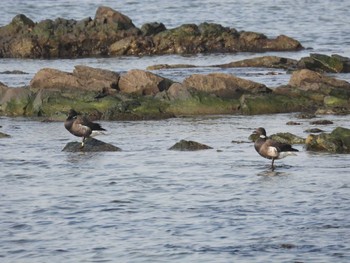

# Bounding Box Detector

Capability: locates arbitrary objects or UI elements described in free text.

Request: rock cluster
[0,6,303,58]
[1,53,350,120]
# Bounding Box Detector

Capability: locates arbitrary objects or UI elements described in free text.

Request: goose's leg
[271,158,275,171]
[81,137,85,148]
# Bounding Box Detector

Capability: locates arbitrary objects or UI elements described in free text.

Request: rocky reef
[1,53,350,120]
[0,6,303,59]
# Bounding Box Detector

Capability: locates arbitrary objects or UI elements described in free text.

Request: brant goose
[64,109,106,147]
[253,127,298,169]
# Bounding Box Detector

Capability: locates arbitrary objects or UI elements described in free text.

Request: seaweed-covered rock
[305,127,350,153]
[0,86,32,115]
[297,53,350,73]
[62,137,121,152]
[169,139,213,151]
[270,132,305,144]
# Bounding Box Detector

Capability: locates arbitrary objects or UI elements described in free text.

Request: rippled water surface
[1,1,350,262]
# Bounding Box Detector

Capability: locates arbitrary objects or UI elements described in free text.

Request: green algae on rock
[305,127,350,153]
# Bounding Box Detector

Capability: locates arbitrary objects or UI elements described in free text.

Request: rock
[141,22,166,36]
[288,69,350,110]
[310,120,333,125]
[297,53,350,73]
[95,6,136,30]
[239,93,313,115]
[0,70,28,75]
[0,7,303,58]
[0,131,11,138]
[305,127,350,153]
[166,83,192,101]
[118,69,173,95]
[169,139,213,151]
[289,69,350,92]
[30,65,119,93]
[248,131,304,144]
[183,73,270,99]
[295,112,316,119]
[0,86,32,115]
[270,132,305,144]
[304,128,324,133]
[146,64,196,70]
[62,137,121,152]
[286,121,301,125]
[217,56,298,69]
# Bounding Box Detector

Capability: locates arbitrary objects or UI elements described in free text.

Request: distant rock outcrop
[0,6,303,58]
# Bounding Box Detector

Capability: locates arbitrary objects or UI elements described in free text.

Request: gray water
[1,1,350,262]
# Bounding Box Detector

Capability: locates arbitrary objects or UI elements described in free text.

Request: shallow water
[1,114,350,262]
[1,1,350,262]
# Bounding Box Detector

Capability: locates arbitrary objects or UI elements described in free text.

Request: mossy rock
[270,132,305,144]
[240,94,313,115]
[305,127,350,153]
[323,96,349,107]
[167,93,240,116]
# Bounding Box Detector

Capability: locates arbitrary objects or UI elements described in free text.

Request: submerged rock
[62,137,121,152]
[169,140,213,151]
[305,127,350,153]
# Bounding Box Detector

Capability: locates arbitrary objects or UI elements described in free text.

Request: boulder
[305,127,350,153]
[0,86,32,115]
[169,140,213,151]
[118,69,173,95]
[183,73,270,99]
[289,69,350,93]
[95,6,136,30]
[62,137,121,152]
[30,65,120,93]
[166,83,192,101]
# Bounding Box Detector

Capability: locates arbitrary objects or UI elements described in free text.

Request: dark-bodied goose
[64,109,106,147]
[253,127,298,169]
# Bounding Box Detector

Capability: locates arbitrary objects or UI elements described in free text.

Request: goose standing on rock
[253,127,298,170]
[64,109,106,147]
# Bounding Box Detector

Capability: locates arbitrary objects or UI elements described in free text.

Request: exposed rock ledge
[0,6,303,58]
